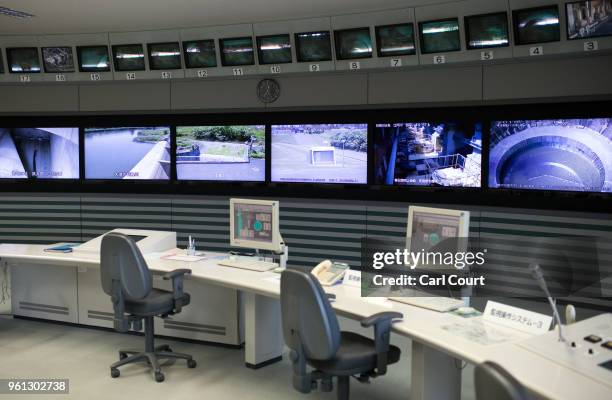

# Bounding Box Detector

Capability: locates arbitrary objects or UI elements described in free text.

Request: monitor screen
[257,34,292,64]
[7,48,41,73]
[84,127,171,180]
[219,37,255,66]
[513,5,561,45]
[376,23,416,57]
[183,39,217,68]
[409,211,463,253]
[232,202,274,244]
[112,44,145,71]
[295,31,332,62]
[0,51,4,73]
[41,47,75,73]
[147,42,181,70]
[419,19,461,54]
[374,122,482,187]
[566,0,612,40]
[465,12,510,49]
[272,124,368,184]
[77,46,111,72]
[176,125,265,181]
[334,28,373,60]
[489,119,612,193]
[0,128,79,179]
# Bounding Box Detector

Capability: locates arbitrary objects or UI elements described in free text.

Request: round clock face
[256,79,280,103]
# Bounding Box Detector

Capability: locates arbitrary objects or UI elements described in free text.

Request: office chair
[280,269,403,400]
[100,232,197,382]
[474,361,532,400]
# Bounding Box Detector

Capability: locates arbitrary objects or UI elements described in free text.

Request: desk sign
[483,301,552,335]
[343,269,361,288]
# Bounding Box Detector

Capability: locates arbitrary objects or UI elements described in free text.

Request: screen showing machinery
[183,39,217,68]
[295,31,332,62]
[566,0,612,40]
[465,12,510,49]
[232,202,274,245]
[147,42,182,70]
[176,125,265,181]
[513,5,561,45]
[418,19,461,54]
[489,119,612,193]
[7,48,41,73]
[219,37,255,66]
[374,122,482,187]
[112,44,146,71]
[77,46,111,72]
[257,34,292,64]
[334,28,373,59]
[0,128,79,179]
[271,124,368,184]
[41,47,75,73]
[375,23,416,57]
[84,127,171,180]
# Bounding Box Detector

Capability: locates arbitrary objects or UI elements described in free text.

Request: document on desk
[440,318,529,346]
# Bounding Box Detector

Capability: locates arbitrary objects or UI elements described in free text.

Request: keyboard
[217,258,279,272]
[388,296,465,312]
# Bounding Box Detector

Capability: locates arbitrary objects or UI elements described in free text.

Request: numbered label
[197,69,208,78]
[55,74,66,82]
[90,73,101,81]
[584,40,598,51]
[161,71,172,79]
[270,65,281,74]
[480,51,494,61]
[309,63,320,72]
[126,72,136,80]
[433,55,446,64]
[19,75,31,83]
[390,58,402,67]
[232,67,244,76]
[529,46,543,56]
[349,61,361,70]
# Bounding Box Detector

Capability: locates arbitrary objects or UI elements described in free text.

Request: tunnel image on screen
[183,40,217,68]
[112,44,145,71]
[42,47,75,73]
[7,48,41,73]
[257,34,292,64]
[465,12,510,49]
[220,37,255,66]
[272,124,368,184]
[514,6,561,45]
[0,128,79,179]
[419,19,461,54]
[567,0,612,40]
[85,127,170,180]
[489,119,612,193]
[176,125,265,181]
[77,46,111,72]
[334,28,373,60]
[295,31,332,62]
[374,122,482,187]
[376,23,416,57]
[148,42,182,70]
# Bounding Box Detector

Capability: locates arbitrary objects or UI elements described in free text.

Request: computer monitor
[0,51,4,73]
[183,39,217,68]
[566,0,612,40]
[41,47,75,73]
[418,18,461,54]
[513,5,561,45]
[219,37,255,66]
[465,12,510,49]
[229,198,284,253]
[294,31,332,62]
[147,42,182,70]
[76,46,111,72]
[375,23,416,57]
[6,47,41,73]
[257,34,292,64]
[112,44,146,71]
[334,27,373,60]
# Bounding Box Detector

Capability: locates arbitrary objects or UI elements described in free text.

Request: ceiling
[0,0,451,36]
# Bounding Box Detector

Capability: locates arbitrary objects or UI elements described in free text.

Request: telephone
[311,260,350,286]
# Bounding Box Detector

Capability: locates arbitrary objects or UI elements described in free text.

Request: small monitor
[112,44,146,71]
[465,12,510,49]
[219,37,255,66]
[419,18,461,54]
[566,0,612,40]
[77,46,111,72]
[375,23,416,57]
[176,125,265,181]
[294,31,332,62]
[513,5,561,45]
[147,42,181,70]
[334,28,373,60]
[257,34,292,64]
[41,47,75,73]
[230,198,283,253]
[6,47,41,73]
[183,39,217,68]
[406,206,470,258]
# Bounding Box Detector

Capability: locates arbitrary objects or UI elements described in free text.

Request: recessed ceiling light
[0,6,35,18]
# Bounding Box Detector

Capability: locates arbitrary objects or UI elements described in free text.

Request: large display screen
[0,51,4,73]
[7,48,41,73]
[566,0,612,40]
[374,122,482,187]
[219,37,255,66]
[147,42,182,70]
[176,125,265,181]
[272,124,368,184]
[375,23,416,57]
[418,19,461,54]
[0,128,79,179]
[41,47,75,73]
[85,127,171,180]
[77,46,111,72]
[465,12,510,49]
[112,44,146,71]
[183,39,217,68]
[334,28,373,60]
[257,34,292,64]
[295,31,332,62]
[489,119,612,193]
[513,6,561,45]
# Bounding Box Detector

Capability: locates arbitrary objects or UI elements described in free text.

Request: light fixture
[0,6,35,18]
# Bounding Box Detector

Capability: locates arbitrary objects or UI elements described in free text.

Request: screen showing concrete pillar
[219,37,255,66]
[257,34,292,64]
[76,46,111,72]
[84,127,170,180]
[6,47,41,73]
[41,47,75,73]
[183,39,217,68]
[418,19,461,54]
[112,44,146,71]
[271,124,368,184]
[489,119,612,193]
[374,122,482,187]
[566,0,612,40]
[375,23,416,57]
[176,125,265,181]
[295,31,332,62]
[334,28,373,59]
[147,42,182,70]
[513,5,561,45]
[0,128,79,179]
[465,12,510,49]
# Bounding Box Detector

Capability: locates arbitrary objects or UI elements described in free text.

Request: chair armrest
[326,293,336,300]
[162,269,192,281]
[360,311,403,328]
[162,269,191,313]
[360,311,403,376]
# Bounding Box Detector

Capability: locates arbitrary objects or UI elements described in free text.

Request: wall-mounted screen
[374,122,482,187]
[219,37,255,66]
[295,31,332,62]
[41,47,75,73]
[513,5,561,45]
[334,28,373,60]
[85,127,170,180]
[465,12,510,49]
[176,125,265,181]
[76,46,111,72]
[147,42,181,70]
[7,47,41,73]
[0,128,79,179]
[566,0,612,40]
[272,124,368,184]
[489,119,612,193]
[375,23,416,57]
[112,44,146,71]
[257,34,292,64]
[183,39,217,68]
[418,19,461,54]
[0,51,4,73]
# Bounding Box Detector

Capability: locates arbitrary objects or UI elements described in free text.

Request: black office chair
[280,269,403,400]
[474,361,532,400]
[100,232,197,382]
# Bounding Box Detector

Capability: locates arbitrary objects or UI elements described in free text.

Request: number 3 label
[584,41,598,51]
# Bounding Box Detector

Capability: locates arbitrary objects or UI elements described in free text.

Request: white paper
[163,255,206,262]
[440,318,528,346]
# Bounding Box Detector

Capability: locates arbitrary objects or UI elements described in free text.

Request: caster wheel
[187,359,197,368]
[119,353,127,360]
[155,372,165,383]
[111,368,120,378]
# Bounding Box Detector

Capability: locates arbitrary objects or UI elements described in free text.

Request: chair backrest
[475,361,531,400]
[100,232,152,300]
[280,269,341,361]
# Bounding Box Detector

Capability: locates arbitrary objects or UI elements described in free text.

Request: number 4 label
[529,46,543,56]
